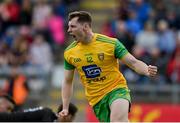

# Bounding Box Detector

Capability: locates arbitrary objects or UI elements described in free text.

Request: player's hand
[147,65,158,77]
[57,109,69,122]
[59,109,69,117]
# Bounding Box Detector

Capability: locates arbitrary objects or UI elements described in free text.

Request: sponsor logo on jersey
[87,76,106,83]
[74,58,81,63]
[82,64,101,78]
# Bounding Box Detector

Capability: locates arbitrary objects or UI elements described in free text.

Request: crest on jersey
[98,53,104,61]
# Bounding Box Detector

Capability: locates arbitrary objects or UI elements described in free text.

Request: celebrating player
[59,11,157,122]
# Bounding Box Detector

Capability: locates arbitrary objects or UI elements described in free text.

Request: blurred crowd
[0,0,179,93]
[0,0,80,73]
[0,0,80,107]
[101,0,180,84]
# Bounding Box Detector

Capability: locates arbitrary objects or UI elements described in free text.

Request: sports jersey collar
[91,33,97,42]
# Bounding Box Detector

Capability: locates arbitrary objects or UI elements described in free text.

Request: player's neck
[82,32,94,44]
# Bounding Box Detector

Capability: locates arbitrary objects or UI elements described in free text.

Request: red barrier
[86,105,98,122]
[129,104,180,122]
[86,103,180,122]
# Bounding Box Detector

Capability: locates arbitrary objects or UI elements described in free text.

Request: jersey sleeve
[64,50,75,70]
[114,39,129,59]
[64,59,75,70]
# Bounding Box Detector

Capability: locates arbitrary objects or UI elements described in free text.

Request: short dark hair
[0,93,16,106]
[57,103,78,116]
[68,11,92,27]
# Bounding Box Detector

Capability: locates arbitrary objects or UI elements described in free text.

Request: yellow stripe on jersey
[64,33,129,106]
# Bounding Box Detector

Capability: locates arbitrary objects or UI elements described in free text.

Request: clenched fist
[147,65,158,77]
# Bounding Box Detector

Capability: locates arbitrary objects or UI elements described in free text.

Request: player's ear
[84,23,89,29]
[83,23,90,33]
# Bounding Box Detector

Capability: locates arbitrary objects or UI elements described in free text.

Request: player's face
[0,98,14,112]
[68,17,86,41]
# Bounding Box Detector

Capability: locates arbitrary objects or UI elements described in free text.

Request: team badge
[98,53,104,61]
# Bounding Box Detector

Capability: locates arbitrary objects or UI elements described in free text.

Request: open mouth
[72,35,76,38]
[70,34,77,40]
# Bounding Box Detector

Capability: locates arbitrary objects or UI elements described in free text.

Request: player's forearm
[132,60,149,76]
[122,53,149,76]
[62,80,73,110]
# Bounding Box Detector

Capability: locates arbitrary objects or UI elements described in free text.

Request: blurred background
[0,0,179,122]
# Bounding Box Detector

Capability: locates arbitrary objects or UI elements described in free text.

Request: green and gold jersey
[64,33,129,106]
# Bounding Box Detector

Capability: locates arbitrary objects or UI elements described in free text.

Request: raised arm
[121,53,157,77]
[60,69,75,117]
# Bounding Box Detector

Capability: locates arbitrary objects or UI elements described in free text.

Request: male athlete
[59,11,157,122]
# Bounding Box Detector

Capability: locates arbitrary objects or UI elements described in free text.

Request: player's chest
[70,48,114,67]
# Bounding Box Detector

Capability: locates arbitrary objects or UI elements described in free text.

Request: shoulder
[65,41,78,52]
[64,41,78,60]
[96,33,118,45]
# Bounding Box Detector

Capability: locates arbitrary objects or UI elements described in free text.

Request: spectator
[18,25,33,45]
[0,0,20,33]
[166,32,180,83]
[52,0,67,19]
[0,42,9,67]
[11,35,29,66]
[117,0,129,20]
[47,10,65,46]
[165,0,180,17]
[129,0,151,24]
[2,65,29,110]
[32,0,52,31]
[1,27,17,48]
[165,10,179,30]
[152,0,167,22]
[157,20,176,55]
[101,19,115,37]
[126,10,142,36]
[19,0,32,25]
[135,21,159,57]
[115,19,135,52]
[166,48,180,83]
[29,34,53,72]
